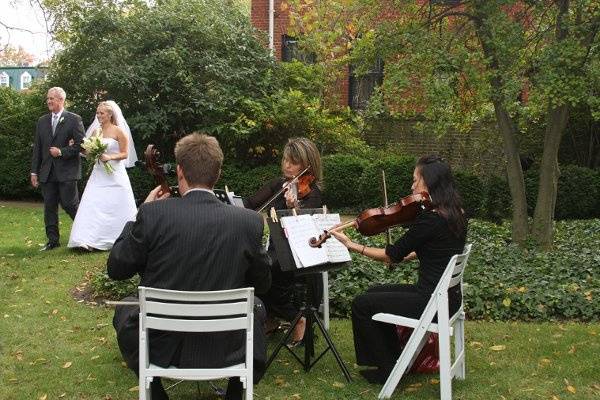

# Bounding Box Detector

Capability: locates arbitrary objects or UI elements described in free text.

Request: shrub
[357,153,415,207]
[90,268,139,300]
[0,87,47,199]
[329,218,600,321]
[454,171,484,218]
[220,163,280,198]
[525,166,600,220]
[322,154,368,209]
[480,175,512,222]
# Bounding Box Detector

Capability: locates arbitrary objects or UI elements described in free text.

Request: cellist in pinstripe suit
[108,133,271,400]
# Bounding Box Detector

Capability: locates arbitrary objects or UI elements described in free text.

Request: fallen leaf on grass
[290,394,301,399]
[59,394,66,398]
[39,395,47,400]
[489,345,506,351]
[566,385,576,394]
[551,396,560,400]
[91,355,100,360]
[568,346,576,354]
[128,386,139,392]
[332,381,345,388]
[62,361,72,369]
[430,379,439,385]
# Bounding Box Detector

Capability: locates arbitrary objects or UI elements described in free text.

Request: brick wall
[363,119,506,175]
[251,0,350,107]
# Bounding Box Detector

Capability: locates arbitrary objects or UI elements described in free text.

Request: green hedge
[0,87,47,199]
[329,218,600,321]
[525,165,600,220]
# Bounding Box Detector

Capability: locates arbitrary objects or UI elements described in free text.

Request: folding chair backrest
[138,287,254,333]
[447,244,472,291]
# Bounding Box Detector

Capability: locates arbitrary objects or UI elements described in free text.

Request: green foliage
[322,154,368,208]
[357,153,415,207]
[330,219,600,321]
[0,87,47,199]
[89,268,139,300]
[480,175,512,223]
[48,0,276,154]
[454,171,484,218]
[525,166,600,220]
[219,163,280,198]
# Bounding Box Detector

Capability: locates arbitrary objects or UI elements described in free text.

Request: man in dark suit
[108,133,271,400]
[30,87,85,251]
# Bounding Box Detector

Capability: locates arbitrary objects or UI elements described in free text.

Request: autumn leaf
[39,395,47,400]
[489,345,506,351]
[430,379,440,384]
[566,385,576,394]
[128,386,139,392]
[332,381,345,388]
[62,361,72,369]
[502,298,511,307]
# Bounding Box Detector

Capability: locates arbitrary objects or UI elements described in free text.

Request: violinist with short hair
[330,155,467,384]
[244,137,323,344]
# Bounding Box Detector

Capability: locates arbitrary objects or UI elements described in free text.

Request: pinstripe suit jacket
[107,190,271,368]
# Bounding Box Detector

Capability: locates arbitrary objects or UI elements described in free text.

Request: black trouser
[40,168,79,244]
[351,284,461,370]
[113,296,268,400]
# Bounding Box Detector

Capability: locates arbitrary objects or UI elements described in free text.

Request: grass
[1,202,599,399]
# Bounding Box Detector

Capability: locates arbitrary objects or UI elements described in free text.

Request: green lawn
[1,203,599,399]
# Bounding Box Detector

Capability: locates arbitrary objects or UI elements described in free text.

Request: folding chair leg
[139,376,151,400]
[454,316,466,380]
[378,329,429,399]
[245,380,253,400]
[439,326,453,400]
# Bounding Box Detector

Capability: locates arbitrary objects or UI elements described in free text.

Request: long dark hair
[416,155,466,238]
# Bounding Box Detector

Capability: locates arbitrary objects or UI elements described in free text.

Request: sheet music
[226,191,245,207]
[311,214,352,263]
[280,215,329,268]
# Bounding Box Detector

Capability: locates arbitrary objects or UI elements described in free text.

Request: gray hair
[47,87,66,100]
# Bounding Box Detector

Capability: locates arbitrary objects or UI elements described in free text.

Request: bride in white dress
[68,101,138,250]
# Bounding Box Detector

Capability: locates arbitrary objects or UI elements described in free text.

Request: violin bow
[257,165,311,213]
[382,170,391,246]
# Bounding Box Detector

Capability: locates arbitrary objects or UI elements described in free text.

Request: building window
[281,35,316,64]
[20,72,32,89]
[0,72,9,87]
[349,58,384,111]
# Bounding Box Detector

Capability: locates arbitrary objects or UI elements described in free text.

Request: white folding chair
[138,286,255,400]
[372,244,472,400]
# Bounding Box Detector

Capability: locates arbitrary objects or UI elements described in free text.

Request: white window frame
[20,71,32,89]
[0,72,9,87]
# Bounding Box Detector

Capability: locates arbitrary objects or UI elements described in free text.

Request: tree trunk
[493,103,529,245]
[532,105,569,249]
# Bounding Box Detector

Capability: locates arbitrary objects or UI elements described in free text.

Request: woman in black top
[244,137,323,343]
[331,155,467,383]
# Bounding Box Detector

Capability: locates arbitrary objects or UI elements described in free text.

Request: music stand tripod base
[264,286,352,382]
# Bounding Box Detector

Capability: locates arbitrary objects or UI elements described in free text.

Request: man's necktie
[52,114,58,136]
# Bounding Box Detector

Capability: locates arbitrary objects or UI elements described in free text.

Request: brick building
[250,0,383,110]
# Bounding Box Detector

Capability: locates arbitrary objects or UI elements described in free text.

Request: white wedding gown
[68,138,137,250]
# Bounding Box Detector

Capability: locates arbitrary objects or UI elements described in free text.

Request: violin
[309,192,432,248]
[257,165,313,212]
[143,144,175,196]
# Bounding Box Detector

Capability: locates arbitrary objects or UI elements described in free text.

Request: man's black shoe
[40,242,60,251]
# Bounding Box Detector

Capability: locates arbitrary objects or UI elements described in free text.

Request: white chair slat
[143,287,252,302]
[145,316,248,332]
[145,300,247,317]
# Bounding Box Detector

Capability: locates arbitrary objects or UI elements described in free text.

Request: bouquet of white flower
[81,129,114,174]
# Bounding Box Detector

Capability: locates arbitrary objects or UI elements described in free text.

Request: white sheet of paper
[280,218,304,268]
[280,215,329,268]
[311,214,352,263]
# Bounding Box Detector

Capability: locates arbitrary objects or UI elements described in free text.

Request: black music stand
[264,208,352,382]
